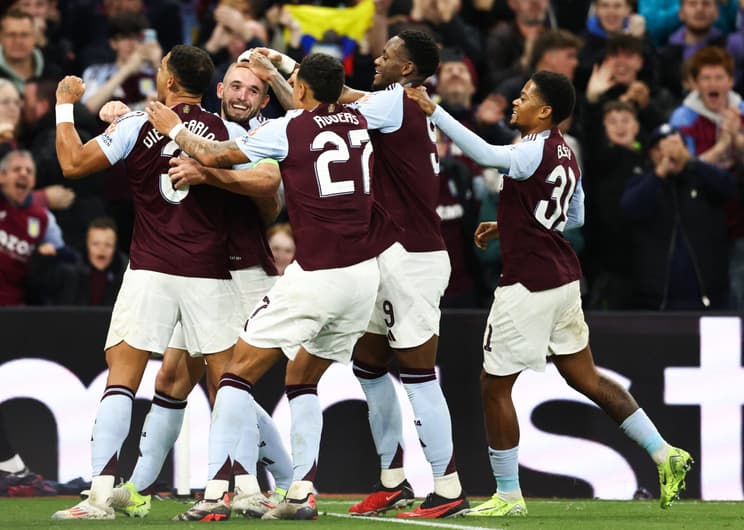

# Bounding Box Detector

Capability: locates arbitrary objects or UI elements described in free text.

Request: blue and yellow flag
[284,0,375,73]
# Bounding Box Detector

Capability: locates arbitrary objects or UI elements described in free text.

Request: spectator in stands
[11,0,73,74]
[621,124,735,309]
[0,9,60,95]
[267,222,294,275]
[436,129,485,308]
[582,100,646,309]
[0,78,22,159]
[200,1,268,113]
[575,0,656,92]
[436,47,517,145]
[21,76,105,253]
[583,34,675,145]
[405,0,483,67]
[483,0,554,91]
[640,0,739,47]
[670,46,744,309]
[80,12,161,115]
[657,0,727,100]
[63,0,182,71]
[0,149,64,306]
[39,216,127,305]
[493,28,583,126]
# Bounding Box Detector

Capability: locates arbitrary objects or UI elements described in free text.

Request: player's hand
[251,46,284,66]
[404,86,437,116]
[56,76,86,104]
[146,101,181,137]
[99,101,131,123]
[169,155,205,189]
[474,221,500,249]
[245,51,279,81]
[44,185,76,210]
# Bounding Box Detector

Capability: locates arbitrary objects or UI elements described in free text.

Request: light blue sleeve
[565,177,585,230]
[42,209,65,249]
[349,86,403,132]
[430,105,543,180]
[235,114,291,163]
[95,111,149,165]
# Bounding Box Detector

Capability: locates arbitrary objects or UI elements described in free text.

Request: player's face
[87,227,116,271]
[0,153,35,205]
[511,80,548,133]
[373,37,411,89]
[220,66,268,124]
[694,65,734,114]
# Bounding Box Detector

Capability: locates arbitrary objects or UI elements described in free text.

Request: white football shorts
[482,280,589,376]
[240,257,380,363]
[367,244,451,348]
[168,266,278,355]
[105,267,241,355]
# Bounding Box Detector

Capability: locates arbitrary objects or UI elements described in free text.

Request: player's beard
[222,99,253,128]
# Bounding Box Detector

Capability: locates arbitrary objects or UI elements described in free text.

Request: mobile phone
[143,28,157,43]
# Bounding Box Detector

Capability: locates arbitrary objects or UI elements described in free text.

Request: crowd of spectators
[1,0,743,311]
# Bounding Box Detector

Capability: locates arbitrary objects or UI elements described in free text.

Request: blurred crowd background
[1,0,743,312]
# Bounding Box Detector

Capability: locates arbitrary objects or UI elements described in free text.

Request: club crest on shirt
[183,105,191,114]
[27,217,40,238]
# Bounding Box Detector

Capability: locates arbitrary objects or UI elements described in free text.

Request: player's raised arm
[404,86,514,171]
[145,101,248,168]
[55,76,111,178]
[240,50,295,111]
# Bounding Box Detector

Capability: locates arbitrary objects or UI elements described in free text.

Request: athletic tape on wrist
[55,104,74,124]
[168,123,185,141]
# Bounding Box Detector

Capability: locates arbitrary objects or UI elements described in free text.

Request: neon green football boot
[465,493,527,517]
[112,481,151,518]
[658,447,693,509]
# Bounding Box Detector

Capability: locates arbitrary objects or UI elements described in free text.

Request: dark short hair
[297,53,344,103]
[88,216,118,233]
[397,29,440,80]
[687,46,734,79]
[605,34,644,58]
[530,70,576,125]
[529,29,583,70]
[167,45,215,97]
[108,12,148,39]
[603,99,637,117]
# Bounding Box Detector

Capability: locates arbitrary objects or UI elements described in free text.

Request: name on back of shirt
[143,119,217,148]
[313,112,360,128]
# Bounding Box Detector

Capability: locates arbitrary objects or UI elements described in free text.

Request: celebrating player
[405,71,693,516]
[146,52,401,521]
[94,62,292,520]
[50,45,280,520]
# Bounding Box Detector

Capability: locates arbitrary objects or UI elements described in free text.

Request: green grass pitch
[1,497,742,529]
